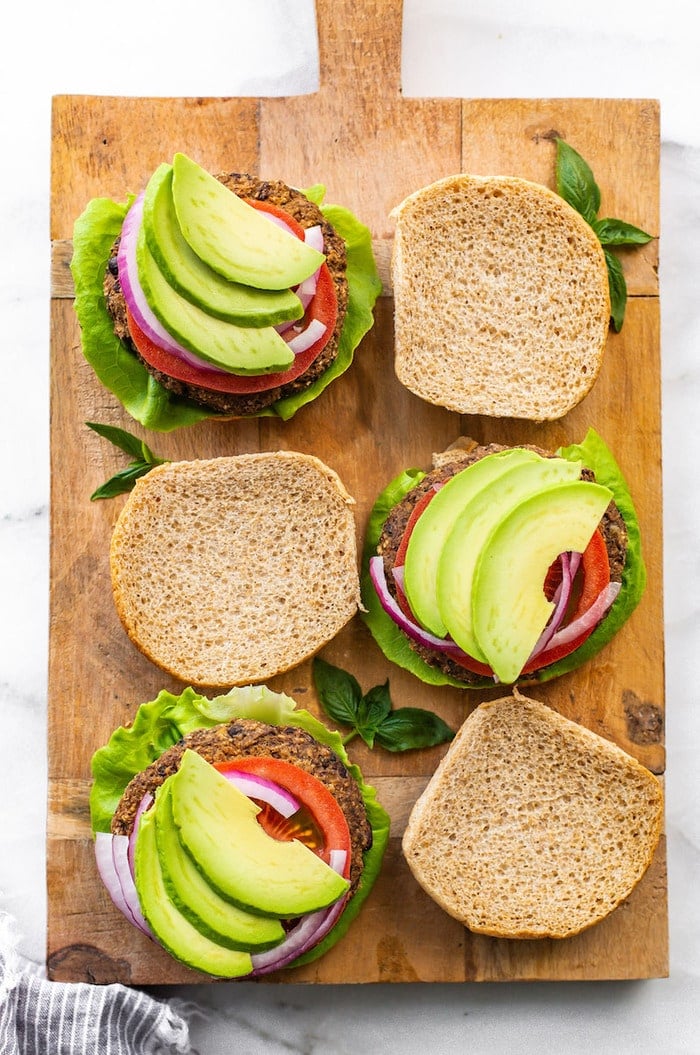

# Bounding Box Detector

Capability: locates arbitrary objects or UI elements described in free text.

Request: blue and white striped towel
[0,914,192,1055]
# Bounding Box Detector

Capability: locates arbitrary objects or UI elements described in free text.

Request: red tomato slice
[124,198,337,395]
[213,757,352,877]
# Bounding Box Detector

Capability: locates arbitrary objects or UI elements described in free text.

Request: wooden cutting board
[47,0,666,984]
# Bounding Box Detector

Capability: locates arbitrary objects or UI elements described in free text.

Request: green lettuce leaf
[90,684,390,971]
[70,187,381,432]
[359,430,646,689]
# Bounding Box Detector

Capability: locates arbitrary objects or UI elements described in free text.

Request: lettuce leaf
[90,684,390,971]
[359,430,646,689]
[70,187,381,432]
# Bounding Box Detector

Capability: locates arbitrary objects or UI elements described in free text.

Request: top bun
[110,451,360,687]
[391,175,610,421]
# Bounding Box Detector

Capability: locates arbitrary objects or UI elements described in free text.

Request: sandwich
[361,428,645,688]
[71,152,382,431]
[90,684,390,978]
[402,693,663,939]
[110,450,361,688]
[390,174,610,421]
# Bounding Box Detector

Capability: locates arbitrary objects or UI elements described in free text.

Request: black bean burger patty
[112,718,371,896]
[104,173,348,416]
[376,443,629,686]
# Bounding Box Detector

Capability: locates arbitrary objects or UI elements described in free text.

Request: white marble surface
[1,1,699,1051]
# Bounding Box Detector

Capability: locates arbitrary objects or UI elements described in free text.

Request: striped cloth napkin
[0,913,192,1055]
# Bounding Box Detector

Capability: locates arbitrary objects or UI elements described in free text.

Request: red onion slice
[127,792,153,876]
[250,849,348,976]
[95,832,152,937]
[218,769,299,818]
[286,318,327,354]
[528,552,575,662]
[95,832,132,918]
[369,555,478,662]
[544,581,621,652]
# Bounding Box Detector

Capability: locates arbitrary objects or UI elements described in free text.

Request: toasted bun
[402,694,663,939]
[110,452,360,687]
[391,175,610,421]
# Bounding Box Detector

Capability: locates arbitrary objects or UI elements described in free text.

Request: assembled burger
[361,429,645,688]
[90,685,390,979]
[71,153,381,430]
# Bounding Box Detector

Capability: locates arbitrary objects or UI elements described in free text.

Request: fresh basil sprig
[555,138,652,332]
[312,657,454,752]
[86,421,168,500]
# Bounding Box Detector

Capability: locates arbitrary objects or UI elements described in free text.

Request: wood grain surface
[47,0,666,984]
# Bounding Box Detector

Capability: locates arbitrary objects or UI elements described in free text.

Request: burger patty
[104,174,349,416]
[112,718,371,896]
[376,442,629,686]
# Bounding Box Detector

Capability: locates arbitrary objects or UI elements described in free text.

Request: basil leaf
[604,248,628,332]
[555,139,600,225]
[374,707,455,753]
[86,421,151,460]
[592,218,652,247]
[90,462,153,500]
[312,657,362,728]
[355,681,393,748]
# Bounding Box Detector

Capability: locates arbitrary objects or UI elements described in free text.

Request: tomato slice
[213,757,352,877]
[123,198,338,395]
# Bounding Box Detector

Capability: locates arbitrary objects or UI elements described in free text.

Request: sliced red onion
[95,832,132,918]
[250,849,348,976]
[369,555,478,662]
[544,581,621,652]
[303,225,324,254]
[528,552,575,662]
[95,832,152,937]
[218,769,299,818]
[286,318,327,354]
[127,792,153,876]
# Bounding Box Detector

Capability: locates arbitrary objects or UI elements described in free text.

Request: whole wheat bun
[110,452,360,687]
[391,175,611,421]
[402,693,663,940]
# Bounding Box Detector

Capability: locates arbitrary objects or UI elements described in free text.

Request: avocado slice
[136,230,295,374]
[142,164,304,327]
[404,448,542,638]
[154,781,285,952]
[169,750,349,919]
[172,152,325,290]
[134,802,254,978]
[436,454,583,660]
[471,480,613,683]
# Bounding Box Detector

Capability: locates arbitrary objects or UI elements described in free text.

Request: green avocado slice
[471,480,613,683]
[154,781,285,952]
[142,164,304,326]
[135,230,295,374]
[169,750,349,918]
[134,803,254,978]
[436,453,583,661]
[403,448,543,638]
[172,152,325,289]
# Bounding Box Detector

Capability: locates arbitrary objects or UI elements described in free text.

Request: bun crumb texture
[391,175,611,422]
[402,695,663,939]
[110,452,360,687]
